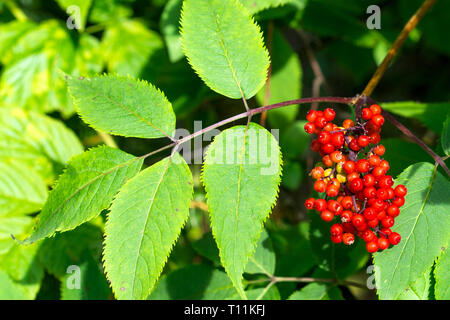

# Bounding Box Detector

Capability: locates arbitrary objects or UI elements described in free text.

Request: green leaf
[441,116,450,156]
[60,250,112,300]
[73,34,104,77]
[281,160,303,191]
[0,214,33,255]
[374,162,450,300]
[0,20,76,115]
[102,19,165,78]
[0,242,44,300]
[181,0,270,99]
[0,108,83,182]
[288,283,343,300]
[67,74,176,139]
[245,229,276,276]
[0,159,48,216]
[240,0,293,14]
[56,0,93,31]
[256,28,302,128]
[148,264,236,300]
[434,247,450,300]
[227,285,281,300]
[160,0,184,63]
[279,120,310,160]
[24,145,143,244]
[38,223,104,278]
[381,101,450,134]
[202,122,282,298]
[309,210,369,279]
[104,153,193,300]
[397,268,432,300]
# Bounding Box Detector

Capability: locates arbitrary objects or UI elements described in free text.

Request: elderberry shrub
[304,104,407,253]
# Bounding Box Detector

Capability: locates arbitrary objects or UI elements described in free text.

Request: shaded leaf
[160,0,184,63]
[288,283,343,300]
[434,246,449,300]
[442,116,450,156]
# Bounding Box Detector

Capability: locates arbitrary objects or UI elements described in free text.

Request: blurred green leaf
[288,282,343,300]
[256,28,302,128]
[56,0,93,31]
[160,0,184,63]
[281,160,303,190]
[441,116,450,156]
[381,101,450,134]
[148,264,236,300]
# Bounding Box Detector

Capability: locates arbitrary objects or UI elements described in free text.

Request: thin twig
[4,0,27,21]
[98,132,118,148]
[361,0,438,97]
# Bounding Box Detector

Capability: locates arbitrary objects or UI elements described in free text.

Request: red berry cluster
[303,104,407,253]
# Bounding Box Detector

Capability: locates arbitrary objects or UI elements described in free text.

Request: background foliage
[0,0,449,300]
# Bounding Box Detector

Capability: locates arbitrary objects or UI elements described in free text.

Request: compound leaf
[181,0,270,99]
[24,146,143,244]
[67,74,176,139]
[374,162,450,300]
[104,153,193,300]
[202,122,282,298]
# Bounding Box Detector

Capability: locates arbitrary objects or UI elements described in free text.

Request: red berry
[388,232,401,245]
[314,180,327,193]
[323,108,336,121]
[331,234,343,244]
[392,196,405,207]
[306,110,317,122]
[361,108,373,120]
[330,132,345,147]
[366,240,379,253]
[369,104,382,115]
[304,122,315,134]
[315,116,328,128]
[363,207,377,220]
[358,135,370,147]
[371,114,385,127]
[305,198,315,210]
[352,214,366,228]
[330,224,344,236]
[321,210,334,222]
[356,159,370,173]
[394,185,407,197]
[387,205,400,217]
[378,237,390,250]
[342,233,355,245]
[381,216,395,228]
[349,178,364,192]
[362,230,375,242]
[373,145,385,156]
[314,198,327,211]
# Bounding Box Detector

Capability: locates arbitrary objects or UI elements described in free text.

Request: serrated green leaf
[202,122,282,299]
[434,247,450,299]
[67,74,176,139]
[60,250,112,300]
[374,162,450,300]
[104,153,193,300]
[288,282,343,300]
[381,101,450,134]
[102,19,165,78]
[227,285,281,300]
[0,159,48,216]
[0,108,83,182]
[397,268,432,300]
[148,264,235,300]
[441,116,450,156]
[56,0,93,31]
[38,223,104,278]
[309,211,369,279]
[181,0,270,99]
[24,146,143,244]
[256,28,301,128]
[160,0,184,63]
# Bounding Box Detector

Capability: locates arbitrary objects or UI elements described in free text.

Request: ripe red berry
[381,216,395,228]
[304,122,315,134]
[343,119,354,128]
[362,230,375,242]
[314,198,327,211]
[306,110,317,122]
[392,196,405,207]
[315,116,328,128]
[343,161,356,174]
[356,159,370,173]
[342,233,355,245]
[349,178,364,192]
[363,207,377,220]
[369,104,382,115]
[373,145,385,156]
[361,108,373,120]
[394,185,408,197]
[323,108,336,121]
[330,224,344,236]
[366,240,379,253]
[305,198,315,210]
[358,135,370,147]
[314,180,327,193]
[321,210,334,222]
[330,132,345,147]
[387,205,400,217]
[378,237,390,250]
[388,232,401,245]
[371,114,385,127]
[352,214,366,228]
[331,234,343,244]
